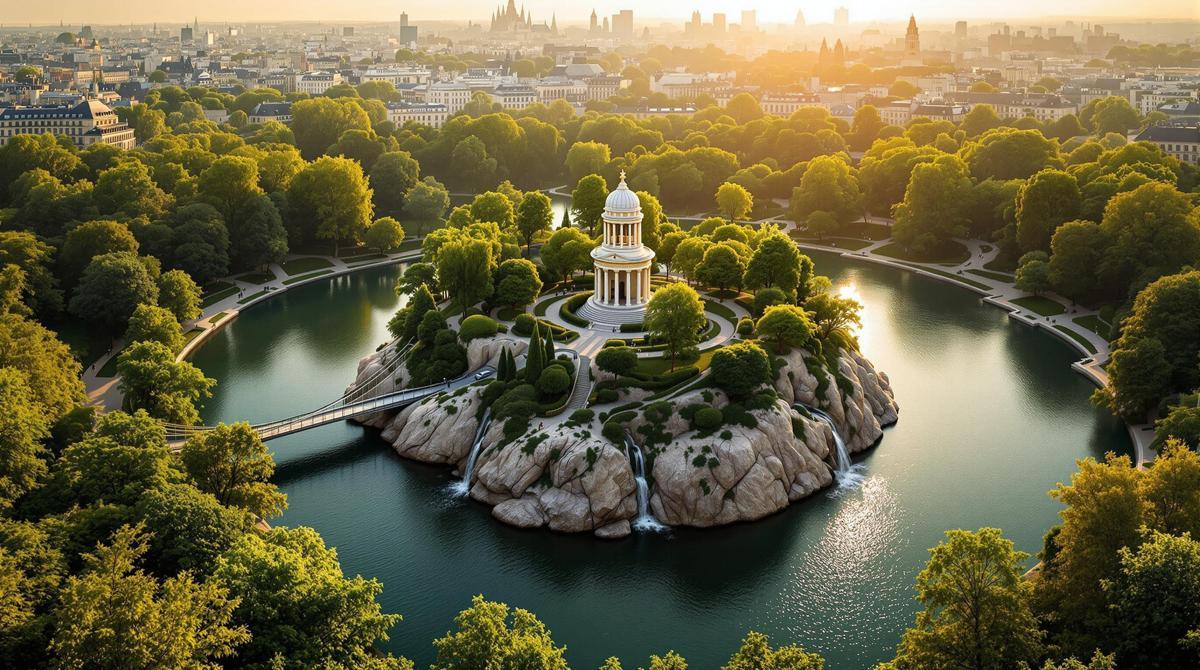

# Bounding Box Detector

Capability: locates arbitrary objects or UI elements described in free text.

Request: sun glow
[838,283,867,339]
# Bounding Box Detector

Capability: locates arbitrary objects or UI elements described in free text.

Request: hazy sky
[4,1,1197,27]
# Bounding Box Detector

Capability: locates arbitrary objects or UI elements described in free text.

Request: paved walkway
[780,217,1156,467]
[84,248,425,410]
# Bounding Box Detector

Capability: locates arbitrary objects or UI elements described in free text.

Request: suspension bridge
[162,337,494,447]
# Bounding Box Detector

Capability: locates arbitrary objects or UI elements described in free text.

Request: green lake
[189,251,1129,669]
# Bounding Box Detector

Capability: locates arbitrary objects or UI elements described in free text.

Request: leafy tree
[893,156,972,256]
[0,312,83,422]
[1039,453,1143,656]
[117,340,215,425]
[961,104,1002,138]
[49,525,248,670]
[213,526,407,670]
[197,155,264,223]
[516,192,553,256]
[1113,270,1200,400]
[1153,406,1200,452]
[726,93,764,124]
[155,269,201,323]
[493,258,542,309]
[0,368,51,512]
[227,195,288,271]
[744,231,803,295]
[645,283,706,370]
[596,346,638,377]
[566,141,611,185]
[93,160,172,219]
[805,292,862,340]
[69,252,159,335]
[59,220,140,288]
[471,191,515,229]
[962,128,1060,181]
[805,211,839,240]
[696,243,746,294]
[572,174,608,235]
[1095,337,1173,420]
[364,217,405,253]
[537,366,571,396]
[0,231,62,318]
[848,105,886,151]
[540,227,595,283]
[756,305,817,354]
[1016,170,1082,253]
[369,151,420,215]
[1048,221,1106,304]
[1015,253,1053,296]
[721,631,825,670]
[438,237,495,309]
[396,262,439,298]
[287,156,374,254]
[891,528,1043,670]
[672,237,712,283]
[290,96,372,159]
[1104,530,1200,669]
[404,176,450,236]
[134,483,248,577]
[716,182,753,222]
[180,422,287,519]
[1138,441,1200,537]
[790,156,862,227]
[1098,183,1200,300]
[711,341,771,400]
[1088,96,1141,135]
[431,595,567,670]
[0,134,82,204]
[125,303,185,353]
[450,136,498,191]
[169,203,231,285]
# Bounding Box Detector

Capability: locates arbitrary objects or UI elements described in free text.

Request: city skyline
[2,1,1197,27]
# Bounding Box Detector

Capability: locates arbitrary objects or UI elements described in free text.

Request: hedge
[459,314,500,342]
[560,291,592,328]
[619,321,645,332]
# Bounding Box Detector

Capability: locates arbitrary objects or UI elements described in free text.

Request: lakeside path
[770,216,1156,467]
[83,248,424,410]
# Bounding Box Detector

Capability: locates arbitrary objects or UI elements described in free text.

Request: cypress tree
[560,208,571,228]
[504,348,516,381]
[497,347,509,379]
[543,326,555,365]
[525,324,544,383]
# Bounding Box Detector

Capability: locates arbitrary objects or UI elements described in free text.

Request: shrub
[594,388,619,403]
[536,365,571,396]
[693,407,723,430]
[596,346,638,377]
[458,314,499,342]
[619,321,645,332]
[710,341,772,399]
[601,420,625,444]
[602,338,627,348]
[736,316,755,338]
[753,287,789,316]
[512,313,536,335]
[568,408,595,424]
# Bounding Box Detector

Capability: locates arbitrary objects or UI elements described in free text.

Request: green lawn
[342,252,386,264]
[967,268,1015,283]
[397,238,423,253]
[97,350,121,378]
[702,299,737,321]
[237,289,270,304]
[1073,314,1111,339]
[983,256,1017,273]
[496,307,524,321]
[182,328,205,346]
[790,234,875,251]
[1054,325,1098,354]
[280,257,334,276]
[1012,295,1066,317]
[210,312,229,324]
[234,271,275,285]
[53,319,109,364]
[282,270,333,286]
[874,240,971,265]
[899,264,991,291]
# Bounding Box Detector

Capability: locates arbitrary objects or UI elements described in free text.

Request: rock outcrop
[353,340,898,537]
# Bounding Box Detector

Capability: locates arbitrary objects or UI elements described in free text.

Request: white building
[361,65,431,86]
[386,101,449,128]
[577,173,656,325]
[0,99,135,149]
[1134,125,1200,165]
[425,82,472,114]
[295,71,342,95]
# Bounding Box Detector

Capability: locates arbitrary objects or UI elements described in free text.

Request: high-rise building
[741,10,757,32]
[612,10,634,38]
[955,21,967,39]
[794,10,806,28]
[589,9,599,33]
[399,12,418,44]
[180,26,193,43]
[905,15,920,56]
[687,11,702,33]
[834,7,849,27]
[713,13,726,33]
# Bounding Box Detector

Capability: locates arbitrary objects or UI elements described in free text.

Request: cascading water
[624,432,667,532]
[450,408,492,497]
[799,405,865,491]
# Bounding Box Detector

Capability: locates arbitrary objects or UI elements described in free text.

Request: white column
[619,270,626,305]
[601,269,608,304]
[633,269,640,304]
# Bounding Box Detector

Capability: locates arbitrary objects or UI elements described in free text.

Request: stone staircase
[577,300,645,326]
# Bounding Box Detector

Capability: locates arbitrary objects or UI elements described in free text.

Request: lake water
[190,251,1129,669]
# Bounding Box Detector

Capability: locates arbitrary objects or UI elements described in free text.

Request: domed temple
[578,172,656,325]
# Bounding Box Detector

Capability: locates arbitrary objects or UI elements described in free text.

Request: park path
[777,215,1155,466]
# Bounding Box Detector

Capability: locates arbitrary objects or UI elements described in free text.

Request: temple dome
[604,173,641,213]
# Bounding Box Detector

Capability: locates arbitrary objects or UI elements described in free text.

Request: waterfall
[450,408,492,497]
[800,405,865,491]
[624,432,667,532]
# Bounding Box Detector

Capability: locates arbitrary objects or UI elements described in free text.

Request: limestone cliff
[350,339,898,537]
